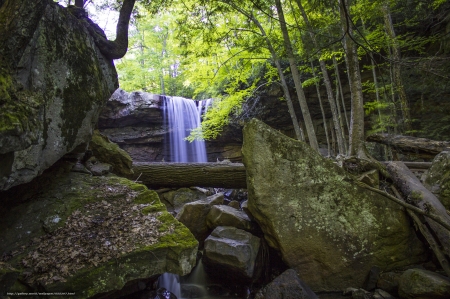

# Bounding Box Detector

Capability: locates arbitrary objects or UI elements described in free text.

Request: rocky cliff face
[0,0,118,191]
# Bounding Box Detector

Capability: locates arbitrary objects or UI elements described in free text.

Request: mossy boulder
[89,130,134,177]
[242,119,426,292]
[0,1,118,191]
[425,150,450,210]
[0,163,198,298]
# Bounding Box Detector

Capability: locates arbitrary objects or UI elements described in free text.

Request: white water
[164,97,211,162]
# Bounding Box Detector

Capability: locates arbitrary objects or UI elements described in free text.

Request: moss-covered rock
[0,164,197,298]
[89,130,134,177]
[425,150,450,210]
[0,2,118,191]
[242,119,426,292]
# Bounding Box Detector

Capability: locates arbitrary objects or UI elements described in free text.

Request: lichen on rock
[242,118,426,292]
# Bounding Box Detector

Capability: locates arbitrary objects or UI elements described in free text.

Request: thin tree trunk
[275,0,318,151]
[333,56,350,132]
[295,0,343,153]
[339,0,367,158]
[225,2,304,141]
[310,61,331,156]
[333,60,348,154]
[382,2,411,133]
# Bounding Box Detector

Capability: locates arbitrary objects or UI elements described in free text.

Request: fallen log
[387,161,450,258]
[391,186,450,278]
[367,133,450,156]
[381,161,432,169]
[132,162,247,188]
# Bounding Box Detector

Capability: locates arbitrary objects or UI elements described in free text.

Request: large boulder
[398,269,450,299]
[255,269,318,299]
[160,188,207,214]
[425,150,450,210]
[0,161,198,298]
[242,118,426,292]
[203,226,260,281]
[0,1,118,191]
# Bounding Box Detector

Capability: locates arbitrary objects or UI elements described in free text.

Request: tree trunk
[82,0,136,60]
[311,61,331,156]
[132,162,246,188]
[367,133,450,155]
[339,0,367,158]
[296,0,342,153]
[275,0,318,151]
[387,161,450,258]
[382,2,411,133]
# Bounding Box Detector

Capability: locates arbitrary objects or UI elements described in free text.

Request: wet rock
[255,269,318,299]
[89,129,134,177]
[203,226,260,281]
[0,163,198,298]
[242,119,426,291]
[155,287,177,299]
[425,150,450,209]
[206,205,257,233]
[398,268,450,299]
[0,2,117,191]
[176,193,224,247]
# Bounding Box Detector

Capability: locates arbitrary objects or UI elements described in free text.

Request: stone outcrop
[255,269,318,299]
[0,1,118,191]
[0,162,198,298]
[242,118,426,292]
[203,226,260,281]
[398,269,450,299]
[89,129,134,177]
[425,150,450,210]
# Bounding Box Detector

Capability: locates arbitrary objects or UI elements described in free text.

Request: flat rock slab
[206,205,257,233]
[0,163,197,298]
[242,119,426,292]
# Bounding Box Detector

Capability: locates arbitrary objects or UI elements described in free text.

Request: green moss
[134,190,160,205]
[142,203,166,214]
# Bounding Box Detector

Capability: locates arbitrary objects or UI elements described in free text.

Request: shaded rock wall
[0,0,118,191]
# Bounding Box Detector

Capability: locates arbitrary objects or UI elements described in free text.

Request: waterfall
[164,96,211,162]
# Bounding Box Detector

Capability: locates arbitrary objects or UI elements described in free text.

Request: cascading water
[163,96,210,163]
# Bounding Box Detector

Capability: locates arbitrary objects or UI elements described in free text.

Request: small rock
[87,162,112,176]
[398,268,450,299]
[206,205,257,233]
[71,162,92,174]
[363,266,381,291]
[228,200,240,209]
[255,269,318,299]
[373,289,395,299]
[203,226,260,280]
[357,169,379,188]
